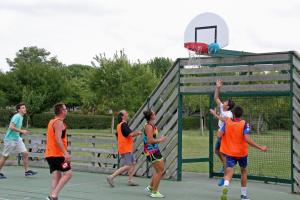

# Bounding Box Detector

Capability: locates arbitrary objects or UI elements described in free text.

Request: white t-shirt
[218,103,233,129]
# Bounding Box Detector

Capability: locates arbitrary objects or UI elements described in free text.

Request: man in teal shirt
[0,102,37,179]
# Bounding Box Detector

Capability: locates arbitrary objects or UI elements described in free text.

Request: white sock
[224,180,230,187]
[241,187,247,196]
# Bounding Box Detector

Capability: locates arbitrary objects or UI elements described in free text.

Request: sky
[0,0,299,72]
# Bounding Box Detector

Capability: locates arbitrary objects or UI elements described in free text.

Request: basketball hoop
[183,12,229,66]
[185,42,208,67]
[184,42,208,54]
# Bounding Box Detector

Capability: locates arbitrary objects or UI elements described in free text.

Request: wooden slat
[293,97,300,115]
[71,156,117,164]
[293,125,300,144]
[180,64,290,75]
[294,169,300,190]
[180,74,290,84]
[130,63,179,130]
[180,84,290,93]
[294,83,300,101]
[68,147,116,154]
[28,153,44,158]
[293,72,300,87]
[294,111,300,129]
[180,52,290,66]
[293,140,300,158]
[294,56,300,72]
[68,137,116,144]
[293,155,300,172]
[164,147,178,178]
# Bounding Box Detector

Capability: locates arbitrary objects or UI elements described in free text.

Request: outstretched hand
[209,109,216,115]
[216,79,223,88]
[260,146,268,152]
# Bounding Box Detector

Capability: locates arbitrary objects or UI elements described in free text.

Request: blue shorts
[225,155,248,168]
[215,138,222,150]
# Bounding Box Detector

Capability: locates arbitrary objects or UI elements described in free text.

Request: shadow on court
[0,166,298,200]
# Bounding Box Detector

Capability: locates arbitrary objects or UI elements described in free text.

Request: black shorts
[46,157,71,174]
[146,150,163,163]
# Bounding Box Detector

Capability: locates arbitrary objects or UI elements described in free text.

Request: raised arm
[214,79,223,106]
[210,109,226,122]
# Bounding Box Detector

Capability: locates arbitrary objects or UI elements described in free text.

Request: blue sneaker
[25,170,38,177]
[218,178,225,186]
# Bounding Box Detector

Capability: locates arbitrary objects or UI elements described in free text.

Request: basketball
[208,43,220,54]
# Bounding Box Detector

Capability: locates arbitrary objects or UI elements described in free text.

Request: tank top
[45,118,67,158]
[143,123,159,155]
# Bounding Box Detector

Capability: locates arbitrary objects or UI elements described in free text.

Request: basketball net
[187,45,202,68]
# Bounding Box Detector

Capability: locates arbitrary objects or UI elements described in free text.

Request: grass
[0,127,291,180]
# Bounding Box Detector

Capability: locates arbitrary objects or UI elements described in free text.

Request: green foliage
[62,64,97,109]
[90,50,159,113]
[147,57,173,78]
[183,116,202,130]
[1,47,68,123]
[32,113,113,129]
[0,109,14,127]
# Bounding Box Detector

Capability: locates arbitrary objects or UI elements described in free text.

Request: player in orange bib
[210,106,267,200]
[45,103,72,200]
[106,110,142,187]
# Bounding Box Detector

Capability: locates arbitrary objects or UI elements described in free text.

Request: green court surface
[0,166,298,200]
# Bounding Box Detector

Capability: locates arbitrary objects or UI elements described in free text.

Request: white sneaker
[241,195,250,200]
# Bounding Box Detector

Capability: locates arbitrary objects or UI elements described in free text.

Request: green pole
[177,62,183,181]
[289,53,295,193]
[209,94,214,178]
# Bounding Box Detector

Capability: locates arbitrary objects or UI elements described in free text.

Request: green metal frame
[289,54,295,193]
[176,52,295,188]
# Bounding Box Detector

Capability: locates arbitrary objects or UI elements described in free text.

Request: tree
[63,64,97,110]
[147,57,173,78]
[4,46,68,126]
[90,50,159,114]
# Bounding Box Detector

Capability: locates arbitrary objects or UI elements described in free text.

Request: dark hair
[227,99,235,110]
[16,102,26,111]
[117,111,124,123]
[54,103,66,115]
[233,106,243,118]
[143,110,153,121]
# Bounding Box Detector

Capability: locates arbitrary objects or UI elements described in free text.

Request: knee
[22,152,29,158]
[240,168,247,174]
[65,171,73,179]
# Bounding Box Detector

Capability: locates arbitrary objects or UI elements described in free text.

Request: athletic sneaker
[218,178,225,186]
[145,186,153,193]
[46,196,58,200]
[106,175,114,187]
[150,191,165,198]
[25,170,38,177]
[220,186,228,200]
[218,167,225,186]
[241,195,250,200]
[0,172,7,179]
[128,181,139,186]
